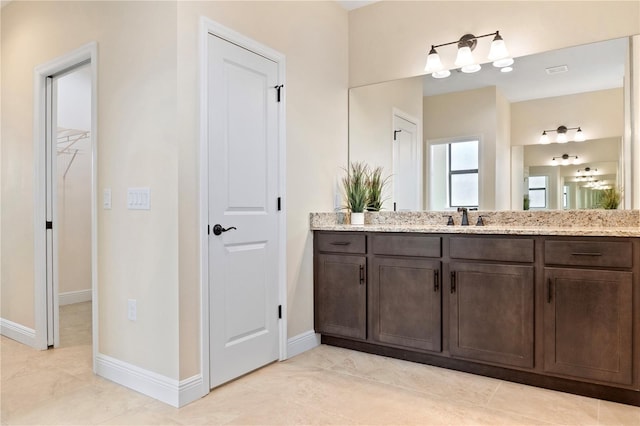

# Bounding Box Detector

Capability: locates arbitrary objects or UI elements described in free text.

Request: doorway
[392,110,421,211]
[54,65,93,348]
[33,43,97,361]
[200,20,287,392]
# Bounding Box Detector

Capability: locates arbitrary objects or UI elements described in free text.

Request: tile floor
[1,302,639,425]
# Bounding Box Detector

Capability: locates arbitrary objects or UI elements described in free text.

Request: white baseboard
[95,353,205,407]
[59,289,92,305]
[0,318,37,348]
[287,330,320,358]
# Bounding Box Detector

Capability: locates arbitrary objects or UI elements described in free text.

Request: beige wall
[1,1,180,378]
[349,1,640,87]
[2,0,348,384]
[176,1,348,378]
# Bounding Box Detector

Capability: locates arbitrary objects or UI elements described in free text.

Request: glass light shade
[500,66,513,73]
[493,58,514,68]
[556,132,568,143]
[425,47,443,72]
[455,45,475,67]
[540,132,550,144]
[572,156,579,165]
[461,64,481,73]
[551,158,558,166]
[488,36,509,61]
[432,70,451,79]
[574,128,585,142]
[561,158,569,166]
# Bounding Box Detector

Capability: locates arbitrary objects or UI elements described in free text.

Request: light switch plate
[103,188,112,209]
[127,187,150,210]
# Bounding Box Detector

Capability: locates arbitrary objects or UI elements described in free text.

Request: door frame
[198,18,287,394]
[33,42,98,366]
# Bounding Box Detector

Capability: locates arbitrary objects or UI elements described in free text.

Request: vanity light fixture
[552,154,579,166]
[425,31,512,78]
[539,125,585,144]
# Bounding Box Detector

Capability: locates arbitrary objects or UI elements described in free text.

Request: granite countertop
[310,223,640,237]
[310,211,640,237]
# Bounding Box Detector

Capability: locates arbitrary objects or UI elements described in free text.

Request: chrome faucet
[457,207,469,226]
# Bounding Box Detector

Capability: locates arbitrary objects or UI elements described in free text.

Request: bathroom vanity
[311,212,640,406]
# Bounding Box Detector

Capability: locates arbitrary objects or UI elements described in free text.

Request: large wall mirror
[349,36,634,211]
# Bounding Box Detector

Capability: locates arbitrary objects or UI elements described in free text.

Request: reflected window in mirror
[528,176,548,209]
[430,139,479,210]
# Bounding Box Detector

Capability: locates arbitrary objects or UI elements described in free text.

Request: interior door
[208,34,281,388]
[392,114,420,211]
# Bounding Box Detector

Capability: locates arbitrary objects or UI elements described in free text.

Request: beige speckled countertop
[310,211,640,237]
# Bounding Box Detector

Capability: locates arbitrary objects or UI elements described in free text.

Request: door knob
[212,224,237,236]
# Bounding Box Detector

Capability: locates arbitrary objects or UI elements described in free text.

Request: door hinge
[277,197,281,211]
[278,305,282,319]
[46,221,53,230]
[274,85,284,102]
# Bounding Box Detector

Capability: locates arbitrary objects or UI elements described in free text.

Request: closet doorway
[34,43,97,357]
[53,65,93,348]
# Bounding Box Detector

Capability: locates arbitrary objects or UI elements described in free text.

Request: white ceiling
[424,37,628,102]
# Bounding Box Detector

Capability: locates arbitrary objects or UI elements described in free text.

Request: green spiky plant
[366,166,390,211]
[342,162,369,213]
[597,187,622,209]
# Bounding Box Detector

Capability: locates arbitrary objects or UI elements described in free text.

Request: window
[528,176,547,209]
[449,140,478,208]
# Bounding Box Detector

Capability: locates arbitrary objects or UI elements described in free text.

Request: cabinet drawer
[544,240,632,268]
[371,234,441,258]
[316,232,366,254]
[450,237,534,263]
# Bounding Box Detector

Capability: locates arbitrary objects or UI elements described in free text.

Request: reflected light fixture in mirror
[539,125,585,144]
[424,31,512,78]
[552,153,579,166]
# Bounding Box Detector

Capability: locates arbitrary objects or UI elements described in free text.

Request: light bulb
[540,131,549,144]
[493,57,514,68]
[488,32,509,61]
[574,127,585,142]
[455,45,475,67]
[425,46,443,72]
[556,132,568,143]
[461,64,481,73]
[432,70,451,79]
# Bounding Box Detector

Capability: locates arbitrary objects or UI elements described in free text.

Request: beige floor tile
[488,381,600,425]
[598,400,640,425]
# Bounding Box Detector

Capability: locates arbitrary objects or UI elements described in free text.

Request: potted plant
[342,162,369,225]
[523,194,530,210]
[366,166,390,212]
[597,187,622,209]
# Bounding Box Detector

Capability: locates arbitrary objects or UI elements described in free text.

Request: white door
[208,34,281,388]
[392,113,420,211]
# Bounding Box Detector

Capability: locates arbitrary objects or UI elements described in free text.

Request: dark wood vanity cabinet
[449,262,534,368]
[543,239,635,386]
[313,231,639,405]
[314,233,367,340]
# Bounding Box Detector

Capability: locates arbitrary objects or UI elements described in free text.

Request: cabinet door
[449,262,534,368]
[544,268,633,385]
[315,254,366,339]
[370,258,441,352]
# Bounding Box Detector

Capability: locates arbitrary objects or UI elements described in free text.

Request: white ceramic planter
[351,212,365,226]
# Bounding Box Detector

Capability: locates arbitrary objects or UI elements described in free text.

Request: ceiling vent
[545,65,569,75]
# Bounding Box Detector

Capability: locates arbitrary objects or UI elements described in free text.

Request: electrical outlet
[127,299,137,321]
